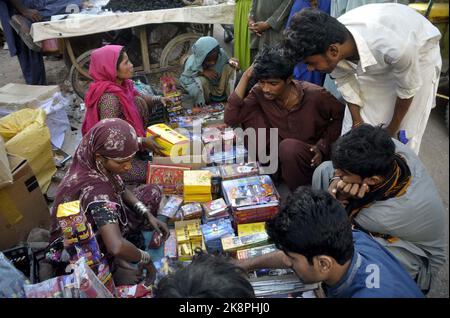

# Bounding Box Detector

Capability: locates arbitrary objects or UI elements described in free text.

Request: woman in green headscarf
[180,36,239,107]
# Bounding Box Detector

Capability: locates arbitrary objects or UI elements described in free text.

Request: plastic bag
[0,108,56,192]
[0,252,29,298]
[24,258,114,298]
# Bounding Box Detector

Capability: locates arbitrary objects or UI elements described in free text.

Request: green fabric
[249,0,294,51]
[234,0,252,70]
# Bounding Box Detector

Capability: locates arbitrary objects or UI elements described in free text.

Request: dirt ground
[0,26,448,297]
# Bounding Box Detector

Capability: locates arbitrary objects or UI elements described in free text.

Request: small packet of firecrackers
[175,220,205,261]
[202,198,229,222]
[158,196,184,218]
[200,166,222,199]
[56,201,115,293]
[181,203,203,220]
[115,283,153,298]
[167,209,184,225]
[160,76,184,117]
[221,232,269,253]
[202,127,236,156]
[201,218,235,253]
[219,162,260,181]
[164,229,178,259]
[24,258,114,298]
[236,244,277,261]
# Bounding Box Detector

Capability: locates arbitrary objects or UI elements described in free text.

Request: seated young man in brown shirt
[225,47,344,191]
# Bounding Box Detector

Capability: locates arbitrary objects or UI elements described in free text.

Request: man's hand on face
[336,178,370,200]
[328,177,370,208]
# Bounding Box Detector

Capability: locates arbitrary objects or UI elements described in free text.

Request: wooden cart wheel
[69,49,93,100]
[159,33,201,84]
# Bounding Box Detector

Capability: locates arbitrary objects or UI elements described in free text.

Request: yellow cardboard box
[237,222,266,237]
[147,123,189,157]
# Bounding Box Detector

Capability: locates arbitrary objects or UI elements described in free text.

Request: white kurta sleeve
[386,40,422,99]
[331,65,364,107]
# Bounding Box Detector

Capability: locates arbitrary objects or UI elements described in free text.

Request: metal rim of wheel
[159,32,202,85]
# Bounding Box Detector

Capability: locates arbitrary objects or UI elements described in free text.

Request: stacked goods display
[160,76,184,118]
[56,201,114,293]
[183,170,212,203]
[201,218,234,253]
[237,222,266,237]
[219,162,260,180]
[24,258,114,298]
[147,123,190,157]
[208,144,248,165]
[221,232,269,254]
[222,175,280,225]
[236,244,277,261]
[202,127,235,156]
[200,166,222,199]
[202,198,229,223]
[170,104,225,129]
[175,219,206,261]
[250,274,320,298]
[103,0,185,12]
[158,196,184,219]
[181,203,203,220]
[147,164,191,195]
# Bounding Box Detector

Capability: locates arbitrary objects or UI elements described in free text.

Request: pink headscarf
[82,45,146,136]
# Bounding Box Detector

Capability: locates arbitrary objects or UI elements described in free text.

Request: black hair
[266,187,354,266]
[253,46,295,81]
[116,47,126,70]
[331,124,396,178]
[154,254,255,298]
[283,8,349,61]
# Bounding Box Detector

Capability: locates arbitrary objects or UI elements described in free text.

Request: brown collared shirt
[225,80,345,157]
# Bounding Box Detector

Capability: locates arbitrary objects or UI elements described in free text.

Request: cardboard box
[221,232,269,253]
[0,83,59,117]
[152,154,209,170]
[237,222,266,237]
[0,154,51,250]
[147,124,190,157]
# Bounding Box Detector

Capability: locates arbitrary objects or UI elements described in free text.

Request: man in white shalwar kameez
[283,3,442,154]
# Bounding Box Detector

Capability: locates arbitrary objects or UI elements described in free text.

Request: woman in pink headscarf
[53,118,169,286]
[82,44,170,184]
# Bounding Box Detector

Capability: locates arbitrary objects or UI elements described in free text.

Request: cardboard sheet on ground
[0,84,59,117]
[0,109,56,192]
[30,4,235,42]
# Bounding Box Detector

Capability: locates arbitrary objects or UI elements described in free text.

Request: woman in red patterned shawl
[53,118,169,285]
